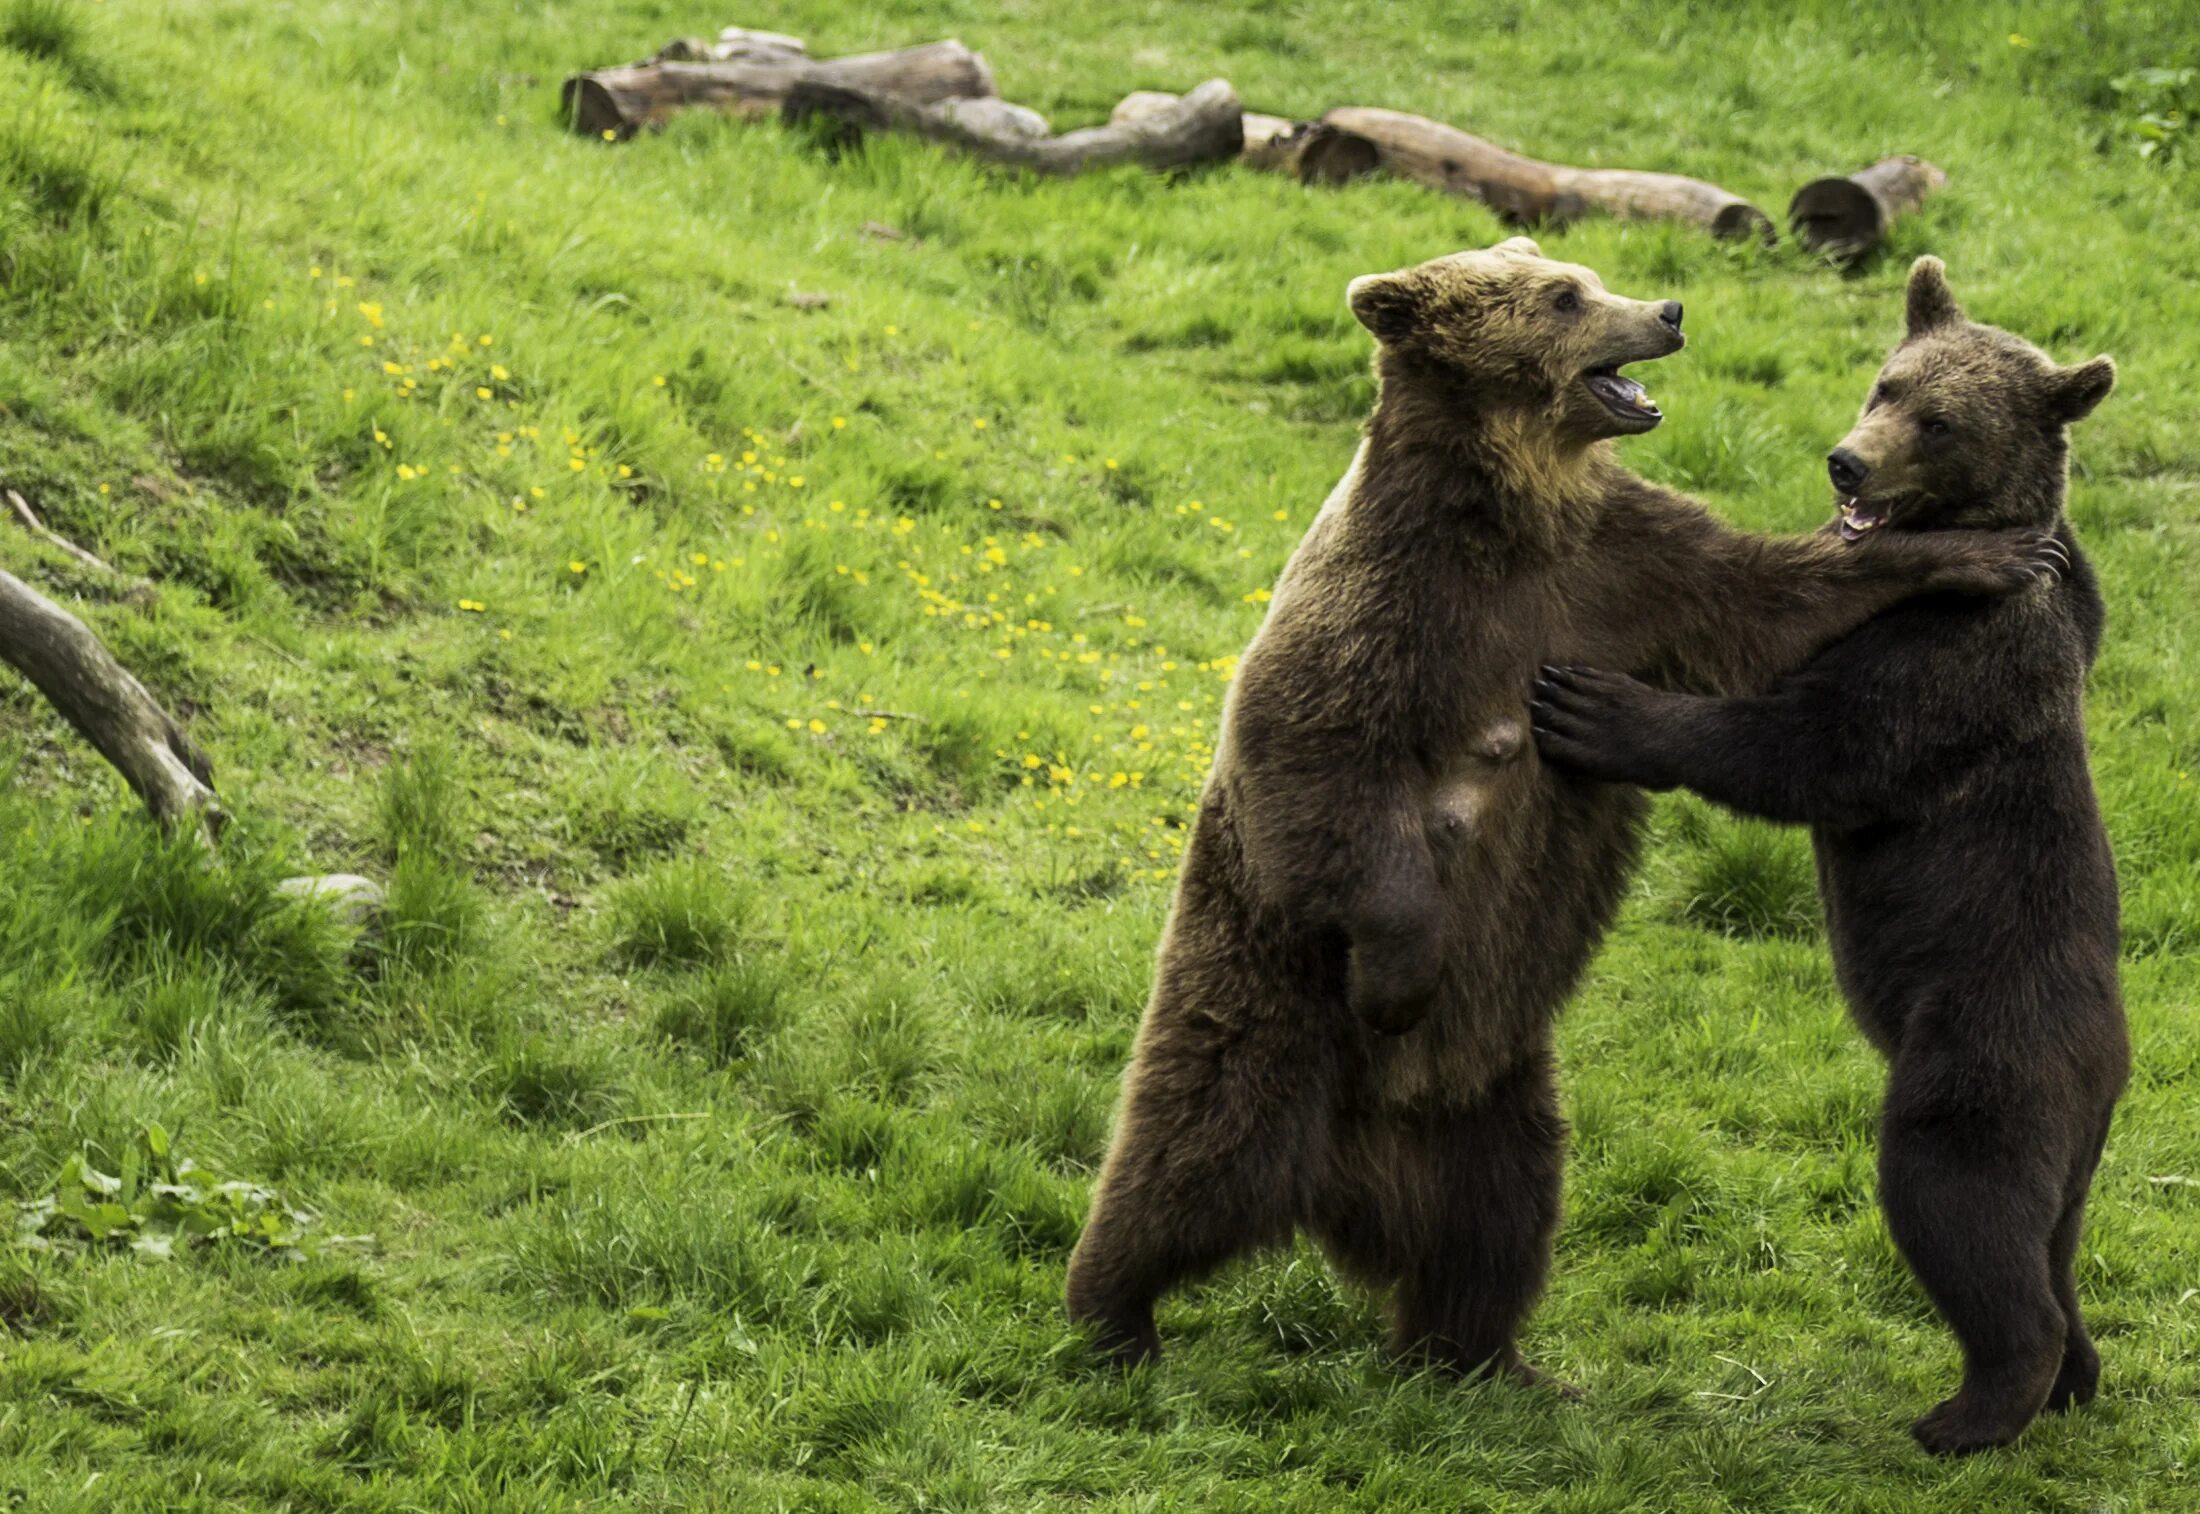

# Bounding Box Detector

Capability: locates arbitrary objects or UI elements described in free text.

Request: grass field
[1,0,2196,1507]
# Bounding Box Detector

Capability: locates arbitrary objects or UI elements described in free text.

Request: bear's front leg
[1534,662,1915,830]
[1527,665,1696,790]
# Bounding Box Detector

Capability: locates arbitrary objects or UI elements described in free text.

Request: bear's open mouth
[1584,367,1661,429]
[1836,498,1889,541]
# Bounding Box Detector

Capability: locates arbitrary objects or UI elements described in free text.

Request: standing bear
[1065,238,2061,1382]
[1531,257,2127,1453]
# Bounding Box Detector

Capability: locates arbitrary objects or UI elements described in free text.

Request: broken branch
[0,567,222,838]
[8,487,152,596]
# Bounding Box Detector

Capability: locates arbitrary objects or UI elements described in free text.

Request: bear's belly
[1375,720,1645,1107]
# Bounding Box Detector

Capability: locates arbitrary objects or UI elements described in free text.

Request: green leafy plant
[2109,67,2196,162]
[13,1124,367,1262]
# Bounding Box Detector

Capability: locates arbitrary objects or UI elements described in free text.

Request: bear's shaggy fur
[1531,256,2127,1452]
[1066,240,2057,1382]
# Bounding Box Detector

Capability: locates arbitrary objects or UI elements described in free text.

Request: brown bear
[1530,257,2127,1452]
[1064,238,2063,1383]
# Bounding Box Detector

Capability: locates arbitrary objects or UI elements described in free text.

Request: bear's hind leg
[2043,1192,2099,1413]
[1382,1052,1569,1390]
[2046,1114,2113,1413]
[1066,1031,1314,1366]
[1881,1102,2065,1456]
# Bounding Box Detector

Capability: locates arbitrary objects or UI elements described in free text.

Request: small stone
[277,873,386,928]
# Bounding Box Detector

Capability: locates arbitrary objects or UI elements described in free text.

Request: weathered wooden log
[1110,91,1378,184]
[784,77,1244,175]
[0,567,221,838]
[1788,156,1948,261]
[1321,105,1775,242]
[563,39,995,140]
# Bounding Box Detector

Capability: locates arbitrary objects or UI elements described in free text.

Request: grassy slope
[1,0,2196,1507]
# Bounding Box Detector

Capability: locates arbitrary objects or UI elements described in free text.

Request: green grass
[1,0,2197,1507]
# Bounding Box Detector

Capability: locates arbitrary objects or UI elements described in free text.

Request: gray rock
[277,873,386,928]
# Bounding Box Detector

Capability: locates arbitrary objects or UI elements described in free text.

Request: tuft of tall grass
[604,857,745,968]
[653,956,788,1064]
[1674,816,1825,939]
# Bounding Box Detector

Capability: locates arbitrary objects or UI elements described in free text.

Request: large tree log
[1788,156,1947,261]
[1110,91,1378,184]
[0,567,221,837]
[563,39,995,140]
[1321,105,1775,242]
[783,77,1245,175]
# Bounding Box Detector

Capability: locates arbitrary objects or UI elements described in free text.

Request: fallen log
[1321,105,1775,243]
[563,38,995,140]
[783,76,1244,175]
[0,566,221,838]
[1109,91,1378,184]
[1788,156,1947,261]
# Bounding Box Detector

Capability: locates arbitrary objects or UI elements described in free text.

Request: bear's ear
[1491,235,1543,258]
[1905,255,1964,337]
[2046,355,2116,424]
[1347,271,1424,343]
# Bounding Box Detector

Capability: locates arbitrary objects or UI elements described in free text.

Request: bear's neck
[1356,392,1609,560]
[1933,469,2069,534]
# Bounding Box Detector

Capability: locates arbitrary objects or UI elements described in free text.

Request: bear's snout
[1659,301,1683,332]
[1827,447,1870,495]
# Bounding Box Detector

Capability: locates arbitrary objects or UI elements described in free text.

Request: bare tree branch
[7,488,151,596]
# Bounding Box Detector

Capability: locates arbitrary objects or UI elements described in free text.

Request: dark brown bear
[1531,256,2126,1452]
[1065,239,2060,1384]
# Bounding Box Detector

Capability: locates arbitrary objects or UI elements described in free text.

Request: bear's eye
[1865,385,1887,412]
[1920,416,1951,438]
[1552,288,1581,314]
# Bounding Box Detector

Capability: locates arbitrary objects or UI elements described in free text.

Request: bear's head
[1828,256,2115,538]
[1347,237,1686,445]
